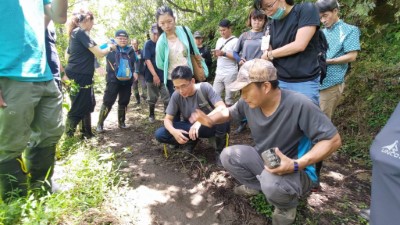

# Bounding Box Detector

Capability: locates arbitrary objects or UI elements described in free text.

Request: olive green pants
[0,78,63,200]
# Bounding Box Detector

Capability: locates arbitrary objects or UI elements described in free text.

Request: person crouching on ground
[155,66,229,161]
[190,59,341,224]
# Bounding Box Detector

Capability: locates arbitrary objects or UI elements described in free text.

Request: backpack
[108,48,134,81]
[318,30,329,84]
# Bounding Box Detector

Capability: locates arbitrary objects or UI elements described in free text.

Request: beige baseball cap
[228,59,277,91]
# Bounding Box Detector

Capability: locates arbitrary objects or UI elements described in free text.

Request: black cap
[151,23,158,34]
[115,30,129,38]
[219,19,232,28]
[193,31,203,38]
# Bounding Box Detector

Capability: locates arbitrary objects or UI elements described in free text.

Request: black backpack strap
[195,83,214,112]
[218,36,235,50]
[183,26,195,55]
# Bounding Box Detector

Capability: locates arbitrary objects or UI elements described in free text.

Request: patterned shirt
[320,20,361,90]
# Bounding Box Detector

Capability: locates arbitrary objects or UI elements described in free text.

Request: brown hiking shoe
[233,185,259,197]
[272,207,297,225]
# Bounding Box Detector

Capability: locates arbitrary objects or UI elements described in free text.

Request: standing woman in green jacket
[155,5,208,97]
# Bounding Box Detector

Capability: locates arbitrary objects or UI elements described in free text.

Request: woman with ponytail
[64,9,116,138]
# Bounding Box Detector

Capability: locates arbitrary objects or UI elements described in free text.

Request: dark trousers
[155,121,229,145]
[103,81,132,108]
[66,70,95,121]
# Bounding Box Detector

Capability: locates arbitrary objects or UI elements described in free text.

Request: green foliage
[0,138,120,224]
[334,20,400,162]
[250,193,274,218]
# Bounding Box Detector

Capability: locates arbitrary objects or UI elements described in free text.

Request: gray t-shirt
[234,31,264,60]
[166,82,222,120]
[229,89,337,158]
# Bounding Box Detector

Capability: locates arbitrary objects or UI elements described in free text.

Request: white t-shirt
[167,39,188,79]
[215,36,238,76]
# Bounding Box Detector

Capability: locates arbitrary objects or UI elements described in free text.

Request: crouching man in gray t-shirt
[190,59,342,224]
[154,66,229,159]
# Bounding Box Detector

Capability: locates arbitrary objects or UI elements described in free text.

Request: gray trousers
[220,145,313,209]
[212,73,237,106]
[146,82,170,106]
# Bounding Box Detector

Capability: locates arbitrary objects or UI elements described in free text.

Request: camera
[261,147,281,169]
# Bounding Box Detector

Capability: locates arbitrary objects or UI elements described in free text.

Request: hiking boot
[118,105,128,129]
[215,134,228,153]
[272,207,297,225]
[234,121,247,134]
[65,117,80,137]
[182,140,198,153]
[215,152,223,167]
[233,185,259,197]
[96,105,110,133]
[81,114,94,138]
[134,93,140,105]
[149,116,155,123]
[141,95,148,103]
[96,124,104,133]
[149,104,156,123]
[0,157,28,202]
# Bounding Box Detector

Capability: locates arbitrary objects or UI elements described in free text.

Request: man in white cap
[190,58,341,224]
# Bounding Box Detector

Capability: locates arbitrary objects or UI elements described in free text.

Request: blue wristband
[293,161,299,173]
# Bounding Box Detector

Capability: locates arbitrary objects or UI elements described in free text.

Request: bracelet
[293,161,299,173]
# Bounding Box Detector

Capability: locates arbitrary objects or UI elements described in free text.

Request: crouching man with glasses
[154,66,229,163]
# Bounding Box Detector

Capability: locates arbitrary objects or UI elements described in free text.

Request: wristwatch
[293,161,299,173]
[223,51,227,57]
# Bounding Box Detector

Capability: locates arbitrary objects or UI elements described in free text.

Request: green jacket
[155,26,209,83]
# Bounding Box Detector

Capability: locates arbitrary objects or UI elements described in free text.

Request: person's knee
[259,171,298,208]
[220,145,247,168]
[155,127,168,143]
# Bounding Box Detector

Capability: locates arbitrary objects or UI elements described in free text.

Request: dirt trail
[75,97,371,225]
[88,101,266,225]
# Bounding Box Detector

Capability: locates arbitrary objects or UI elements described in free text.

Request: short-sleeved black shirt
[270,3,320,82]
[66,28,96,75]
[143,39,163,83]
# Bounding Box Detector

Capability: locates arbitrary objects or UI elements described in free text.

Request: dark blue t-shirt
[143,39,163,83]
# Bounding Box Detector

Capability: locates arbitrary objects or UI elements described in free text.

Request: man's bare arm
[44,0,68,24]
